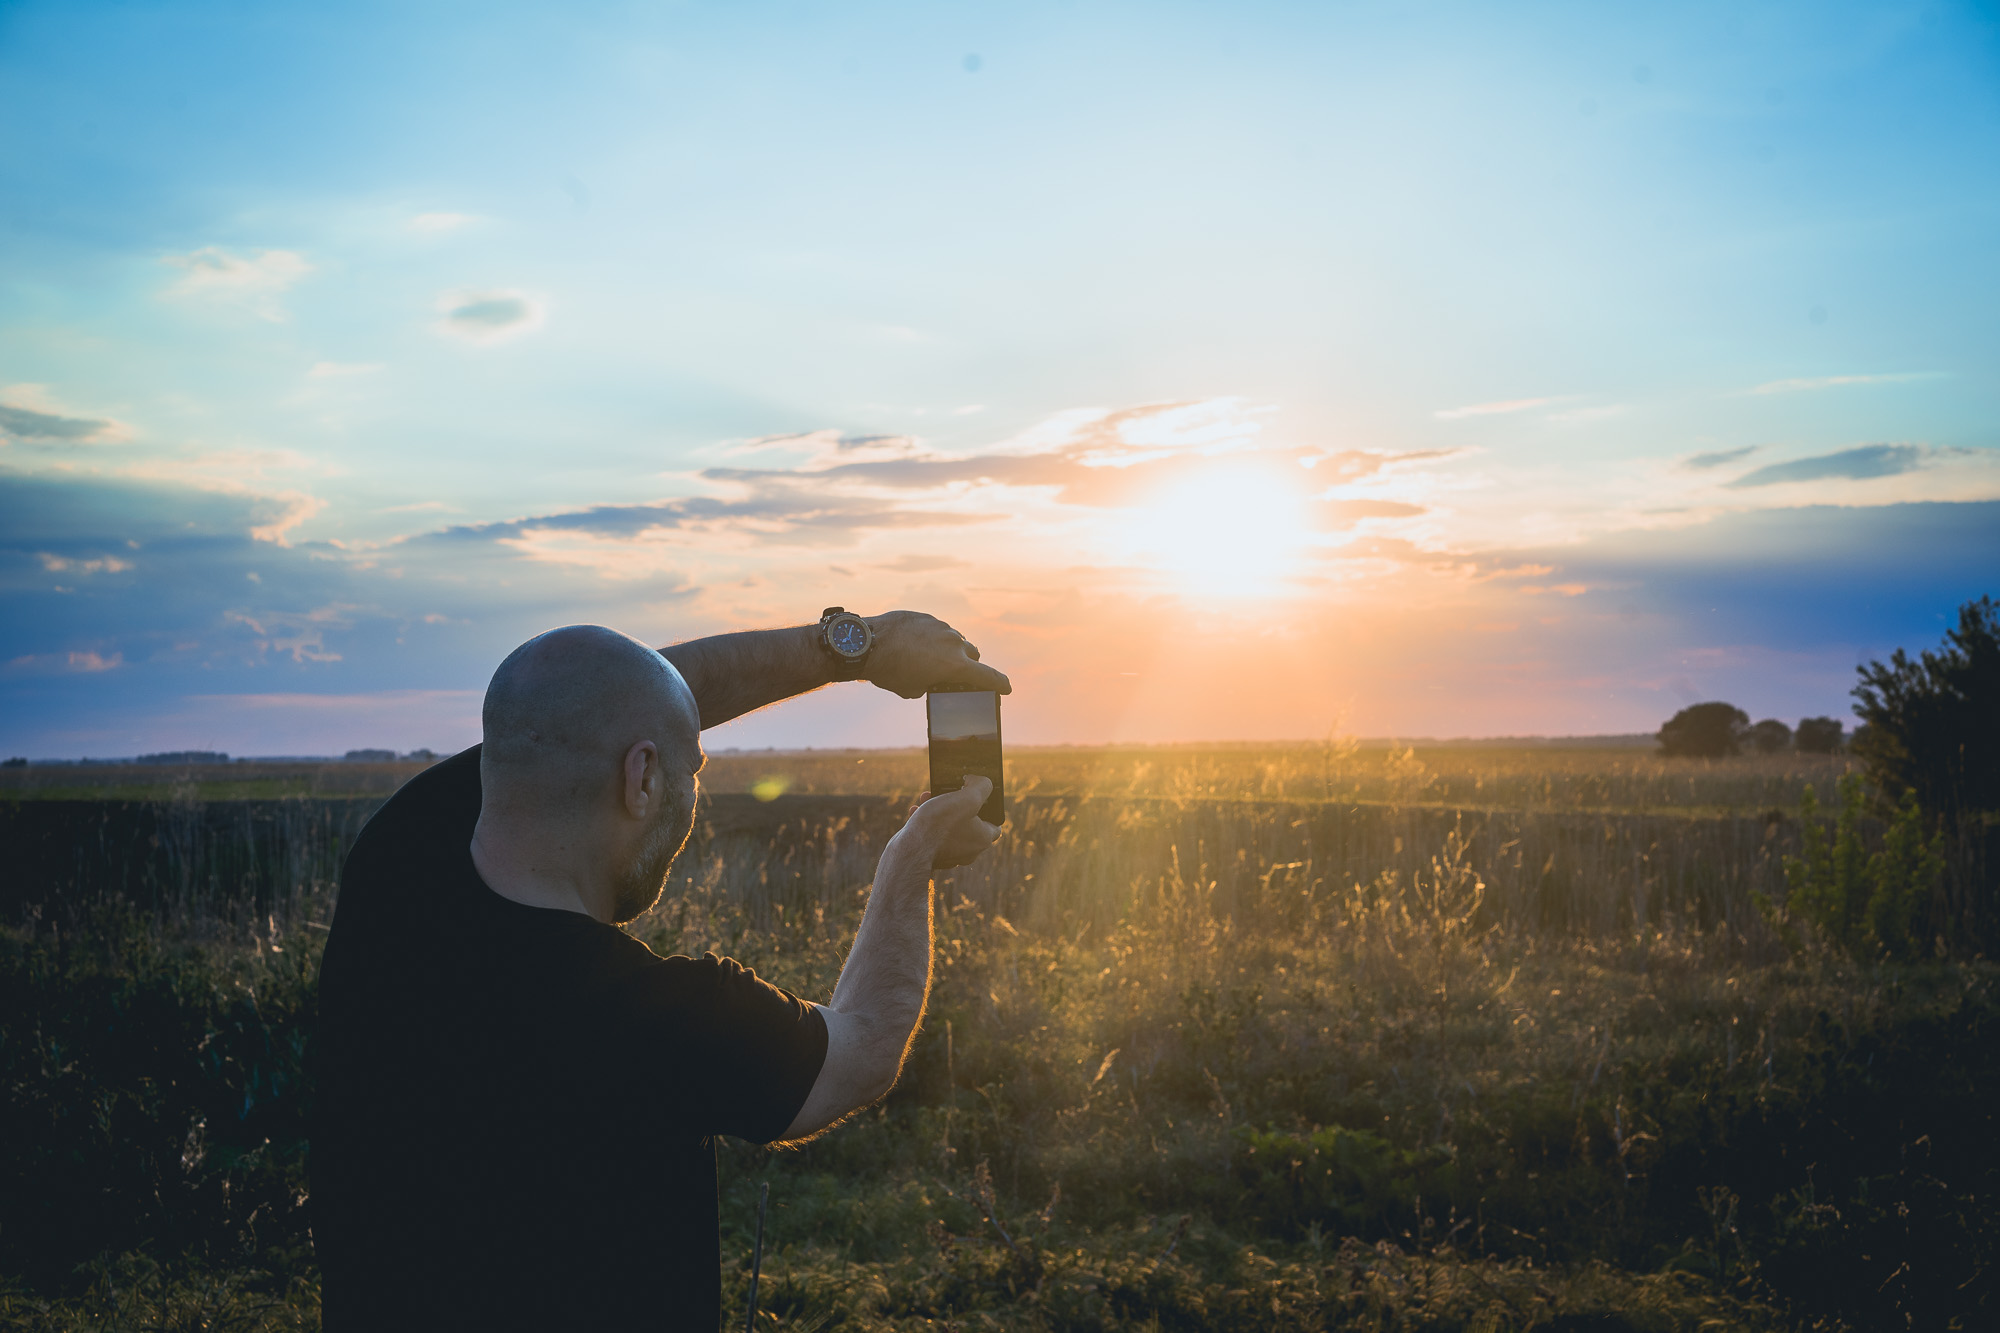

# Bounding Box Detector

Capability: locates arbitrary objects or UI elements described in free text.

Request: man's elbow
[851,1021,912,1107]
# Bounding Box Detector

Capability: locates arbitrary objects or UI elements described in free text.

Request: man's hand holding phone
[898,776,1002,870]
[861,611,1011,699]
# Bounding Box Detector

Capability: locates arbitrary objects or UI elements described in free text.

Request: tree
[1852,596,2000,825]
[1658,702,1749,758]
[1747,719,1792,754]
[1795,716,1844,754]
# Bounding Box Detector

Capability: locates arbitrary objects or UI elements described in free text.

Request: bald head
[481,624,699,810]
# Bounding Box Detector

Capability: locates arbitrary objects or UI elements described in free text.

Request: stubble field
[2,744,1994,1331]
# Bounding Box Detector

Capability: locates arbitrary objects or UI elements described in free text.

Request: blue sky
[2,0,1996,756]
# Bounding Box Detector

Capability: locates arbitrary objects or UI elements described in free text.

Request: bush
[1853,595,2000,825]
[1658,703,1749,758]
[1780,774,1948,958]
[1794,717,1844,754]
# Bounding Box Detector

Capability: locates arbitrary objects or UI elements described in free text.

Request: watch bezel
[818,607,873,671]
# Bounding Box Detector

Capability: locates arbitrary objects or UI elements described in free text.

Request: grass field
[2,746,1994,1331]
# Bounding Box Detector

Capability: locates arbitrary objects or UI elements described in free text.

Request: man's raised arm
[778,776,999,1142]
[659,610,1010,731]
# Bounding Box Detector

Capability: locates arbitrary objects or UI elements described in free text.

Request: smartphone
[926,686,1006,826]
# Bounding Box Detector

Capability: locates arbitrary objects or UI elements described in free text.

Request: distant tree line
[1656,704,1846,758]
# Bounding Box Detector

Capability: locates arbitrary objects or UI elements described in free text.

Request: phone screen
[926,688,1006,826]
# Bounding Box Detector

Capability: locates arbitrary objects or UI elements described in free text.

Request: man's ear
[622,740,660,819]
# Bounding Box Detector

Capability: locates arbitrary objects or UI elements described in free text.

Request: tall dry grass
[700,742,1858,816]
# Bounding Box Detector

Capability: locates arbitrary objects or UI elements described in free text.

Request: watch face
[828,617,869,658]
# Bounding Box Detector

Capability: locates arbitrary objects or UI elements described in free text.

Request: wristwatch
[817,607,874,680]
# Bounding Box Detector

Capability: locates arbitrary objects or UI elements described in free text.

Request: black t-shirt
[310,746,826,1332]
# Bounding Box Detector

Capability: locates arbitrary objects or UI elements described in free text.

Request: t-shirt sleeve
[616,952,829,1144]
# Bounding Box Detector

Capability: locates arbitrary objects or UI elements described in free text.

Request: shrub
[1658,703,1749,758]
[1781,774,1948,958]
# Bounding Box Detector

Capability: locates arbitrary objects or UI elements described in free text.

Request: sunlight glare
[1117,467,1313,597]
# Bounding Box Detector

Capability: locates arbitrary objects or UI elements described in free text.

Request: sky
[2,0,1997,757]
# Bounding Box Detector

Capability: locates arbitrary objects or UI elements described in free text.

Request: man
[311,610,1007,1330]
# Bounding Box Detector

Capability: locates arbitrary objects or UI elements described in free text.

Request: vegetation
[3,747,1996,1331]
[1745,720,1791,755]
[1852,596,2000,826]
[2,742,1857,814]
[1656,704,1750,758]
[1771,775,1951,959]
[1794,718,1844,755]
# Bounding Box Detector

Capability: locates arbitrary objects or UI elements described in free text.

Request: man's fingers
[937,659,1010,695]
[938,774,991,809]
[913,775,987,812]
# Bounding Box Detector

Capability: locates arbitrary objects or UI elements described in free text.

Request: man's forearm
[826,831,935,1088]
[659,625,834,731]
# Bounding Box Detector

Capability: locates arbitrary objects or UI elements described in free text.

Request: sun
[1115,466,1314,597]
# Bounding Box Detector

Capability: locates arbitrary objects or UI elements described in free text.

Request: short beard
[610,795,695,924]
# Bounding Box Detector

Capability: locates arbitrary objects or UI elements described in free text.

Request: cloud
[700,401,1421,513]
[38,553,133,575]
[5,650,124,675]
[431,490,998,555]
[1316,499,1426,525]
[1480,500,2000,647]
[0,402,116,442]
[1744,372,1942,396]
[161,247,312,320]
[223,606,355,663]
[1546,405,1626,424]
[436,289,544,342]
[1434,397,1557,420]
[726,431,923,467]
[874,554,972,572]
[409,212,478,233]
[1724,444,1926,489]
[1683,445,1758,470]
[308,361,384,378]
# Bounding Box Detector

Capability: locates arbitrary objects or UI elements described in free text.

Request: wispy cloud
[1317,498,1426,524]
[1434,397,1557,420]
[0,402,117,442]
[1724,443,1926,488]
[436,289,544,343]
[5,650,126,675]
[1684,445,1758,470]
[1546,405,1625,424]
[223,605,356,663]
[38,552,133,575]
[1743,372,1943,396]
[726,430,922,468]
[161,247,312,320]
